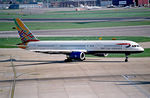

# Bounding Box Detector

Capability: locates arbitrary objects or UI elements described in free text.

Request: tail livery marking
[14,18,39,43]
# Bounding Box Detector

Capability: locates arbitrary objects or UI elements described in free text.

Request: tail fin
[14,18,39,43]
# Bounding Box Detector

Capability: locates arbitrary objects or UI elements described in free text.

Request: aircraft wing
[30,49,87,54]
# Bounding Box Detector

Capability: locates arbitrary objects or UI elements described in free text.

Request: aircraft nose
[138,47,144,52]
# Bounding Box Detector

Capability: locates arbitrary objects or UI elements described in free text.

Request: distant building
[112,0,149,6]
[50,0,112,7]
[112,0,134,6]
[0,0,149,7]
[0,0,112,8]
[133,0,149,6]
[50,0,96,7]
[101,0,112,6]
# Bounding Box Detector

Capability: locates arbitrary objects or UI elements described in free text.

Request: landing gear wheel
[125,54,129,62]
[125,58,128,62]
[83,58,86,60]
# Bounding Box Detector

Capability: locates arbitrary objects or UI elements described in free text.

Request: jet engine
[93,53,108,57]
[68,52,85,61]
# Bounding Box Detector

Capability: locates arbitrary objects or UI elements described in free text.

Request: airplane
[76,4,102,11]
[80,4,102,10]
[14,18,144,62]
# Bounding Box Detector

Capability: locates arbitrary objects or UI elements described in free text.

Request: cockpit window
[132,45,139,47]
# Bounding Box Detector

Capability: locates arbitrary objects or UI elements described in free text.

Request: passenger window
[132,45,139,47]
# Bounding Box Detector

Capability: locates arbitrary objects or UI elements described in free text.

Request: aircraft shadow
[84,60,124,63]
[0,59,16,62]
[1,74,150,85]
[0,59,68,66]
[117,81,150,85]
[0,59,125,67]
[13,59,66,66]
[91,80,150,85]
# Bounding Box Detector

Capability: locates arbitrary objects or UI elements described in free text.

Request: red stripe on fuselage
[116,43,131,45]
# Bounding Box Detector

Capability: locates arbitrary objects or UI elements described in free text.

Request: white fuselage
[26,40,144,54]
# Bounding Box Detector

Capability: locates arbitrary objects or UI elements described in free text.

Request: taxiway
[0,48,150,98]
[0,25,150,37]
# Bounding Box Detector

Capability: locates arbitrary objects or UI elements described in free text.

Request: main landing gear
[64,58,72,62]
[64,57,85,62]
[125,53,130,62]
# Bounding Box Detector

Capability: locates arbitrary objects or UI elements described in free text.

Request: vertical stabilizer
[14,18,39,43]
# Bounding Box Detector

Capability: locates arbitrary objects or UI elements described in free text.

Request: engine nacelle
[93,53,108,57]
[68,52,85,61]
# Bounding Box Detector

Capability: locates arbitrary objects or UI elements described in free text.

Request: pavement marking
[122,75,150,98]
[10,56,16,98]
[0,89,3,92]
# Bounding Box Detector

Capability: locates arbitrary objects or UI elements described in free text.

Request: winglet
[14,18,39,43]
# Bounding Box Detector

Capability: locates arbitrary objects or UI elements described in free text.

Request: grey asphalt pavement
[0,48,150,98]
[0,25,150,37]
[0,17,150,22]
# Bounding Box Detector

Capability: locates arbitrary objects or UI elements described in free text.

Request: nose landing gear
[125,56,128,62]
[125,53,130,62]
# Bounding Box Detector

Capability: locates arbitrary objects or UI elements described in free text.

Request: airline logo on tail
[14,18,39,43]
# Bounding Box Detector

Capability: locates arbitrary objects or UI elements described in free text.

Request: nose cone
[138,47,144,53]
